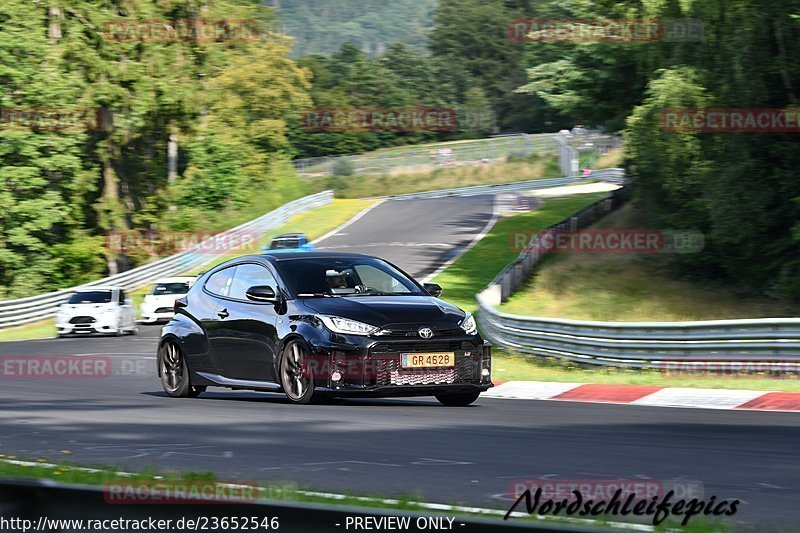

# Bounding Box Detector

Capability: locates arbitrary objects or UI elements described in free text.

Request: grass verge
[493,348,800,392]
[310,154,560,199]
[594,147,623,168]
[0,458,736,531]
[0,318,56,342]
[297,135,555,176]
[431,192,610,313]
[499,203,800,321]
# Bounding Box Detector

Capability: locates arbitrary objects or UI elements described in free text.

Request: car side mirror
[423,283,443,297]
[246,285,280,303]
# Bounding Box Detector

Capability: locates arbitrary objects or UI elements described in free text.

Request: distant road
[314,195,496,279]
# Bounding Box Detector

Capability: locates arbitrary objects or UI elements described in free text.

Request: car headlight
[460,313,477,335]
[318,315,379,336]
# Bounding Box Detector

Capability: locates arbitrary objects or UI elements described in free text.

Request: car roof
[153,277,195,284]
[210,252,374,265]
[202,253,385,275]
[259,251,373,262]
[74,286,120,292]
[271,233,306,239]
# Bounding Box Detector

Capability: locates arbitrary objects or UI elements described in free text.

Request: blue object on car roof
[261,233,314,253]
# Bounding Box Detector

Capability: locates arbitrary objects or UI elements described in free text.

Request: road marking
[313,200,386,245]
[737,392,800,411]
[317,242,452,250]
[423,196,500,283]
[71,353,154,357]
[631,388,767,410]
[484,381,583,400]
[555,384,664,403]
[486,381,800,412]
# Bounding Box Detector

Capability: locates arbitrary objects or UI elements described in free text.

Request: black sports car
[157,252,492,405]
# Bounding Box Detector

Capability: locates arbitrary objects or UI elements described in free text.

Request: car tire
[279,340,317,405]
[159,340,203,398]
[435,391,481,407]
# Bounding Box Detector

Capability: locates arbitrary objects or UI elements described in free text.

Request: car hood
[58,303,117,317]
[144,294,184,305]
[301,296,465,328]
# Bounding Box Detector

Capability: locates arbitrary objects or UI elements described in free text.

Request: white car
[139,277,195,324]
[56,286,138,337]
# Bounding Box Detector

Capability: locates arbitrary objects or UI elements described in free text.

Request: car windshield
[269,238,301,250]
[67,291,112,304]
[152,282,191,295]
[277,257,424,297]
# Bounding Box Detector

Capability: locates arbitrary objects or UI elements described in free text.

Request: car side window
[354,264,412,293]
[228,264,278,301]
[118,290,126,304]
[205,267,235,297]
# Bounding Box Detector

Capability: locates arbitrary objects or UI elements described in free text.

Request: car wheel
[280,340,316,404]
[114,318,123,337]
[435,391,481,407]
[159,340,203,398]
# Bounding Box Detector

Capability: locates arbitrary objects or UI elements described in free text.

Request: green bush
[332,158,355,177]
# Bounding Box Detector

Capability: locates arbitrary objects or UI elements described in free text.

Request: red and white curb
[485,381,800,412]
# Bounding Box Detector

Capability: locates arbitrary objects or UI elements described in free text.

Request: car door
[184,269,232,372]
[114,289,125,327]
[118,289,133,327]
[213,263,281,383]
[202,266,236,372]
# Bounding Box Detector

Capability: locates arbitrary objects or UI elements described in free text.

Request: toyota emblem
[418,327,434,339]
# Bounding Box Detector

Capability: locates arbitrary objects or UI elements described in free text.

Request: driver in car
[326,270,352,294]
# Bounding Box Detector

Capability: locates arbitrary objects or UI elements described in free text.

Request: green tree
[176,37,312,219]
[0,0,99,295]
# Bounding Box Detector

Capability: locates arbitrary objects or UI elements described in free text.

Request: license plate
[401,352,455,369]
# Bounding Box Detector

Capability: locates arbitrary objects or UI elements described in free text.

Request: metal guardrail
[387,167,626,201]
[477,302,800,367]
[475,170,800,368]
[0,191,333,330]
[0,479,604,533]
[388,176,585,200]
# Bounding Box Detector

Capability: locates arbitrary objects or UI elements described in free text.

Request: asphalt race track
[314,195,496,279]
[1,196,799,528]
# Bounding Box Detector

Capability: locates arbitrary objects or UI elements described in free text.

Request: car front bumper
[306,334,493,396]
[140,310,175,324]
[314,382,492,398]
[56,315,119,335]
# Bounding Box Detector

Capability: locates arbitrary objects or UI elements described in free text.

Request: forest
[1,0,799,302]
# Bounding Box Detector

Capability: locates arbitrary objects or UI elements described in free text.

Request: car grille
[376,326,465,338]
[69,316,96,324]
[367,342,478,387]
[154,307,173,314]
[370,341,473,354]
